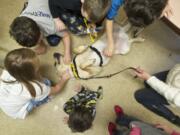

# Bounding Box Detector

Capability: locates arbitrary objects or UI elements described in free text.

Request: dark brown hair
[83,0,111,23]
[68,106,94,132]
[9,16,41,47]
[124,0,168,27]
[4,48,42,97]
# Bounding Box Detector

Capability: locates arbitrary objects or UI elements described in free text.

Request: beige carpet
[0,0,180,134]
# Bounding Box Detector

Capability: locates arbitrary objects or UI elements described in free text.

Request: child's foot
[114,105,124,118]
[97,86,103,99]
[108,122,116,135]
[34,44,48,55]
[63,53,71,64]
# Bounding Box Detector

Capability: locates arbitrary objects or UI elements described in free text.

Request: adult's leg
[134,88,180,125]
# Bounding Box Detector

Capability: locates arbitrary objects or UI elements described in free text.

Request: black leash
[79,67,137,80]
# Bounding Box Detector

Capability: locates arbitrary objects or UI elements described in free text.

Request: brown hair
[9,16,41,47]
[4,48,42,97]
[83,0,111,23]
[124,0,168,27]
[68,106,94,132]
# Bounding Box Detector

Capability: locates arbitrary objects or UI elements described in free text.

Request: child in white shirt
[0,48,70,119]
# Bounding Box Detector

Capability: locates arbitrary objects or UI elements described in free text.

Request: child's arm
[104,0,124,56]
[62,32,71,64]
[104,19,114,57]
[49,72,70,95]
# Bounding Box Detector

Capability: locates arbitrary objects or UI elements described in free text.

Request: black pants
[134,71,180,125]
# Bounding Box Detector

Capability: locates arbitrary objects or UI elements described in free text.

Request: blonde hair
[4,48,42,97]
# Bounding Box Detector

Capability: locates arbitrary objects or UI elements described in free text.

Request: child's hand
[61,70,71,81]
[103,44,114,57]
[161,3,173,18]
[54,18,66,32]
[134,67,151,81]
[155,124,174,134]
[74,84,83,92]
[63,116,69,124]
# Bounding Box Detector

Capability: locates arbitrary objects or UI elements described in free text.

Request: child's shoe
[108,122,116,135]
[46,35,62,46]
[114,105,124,118]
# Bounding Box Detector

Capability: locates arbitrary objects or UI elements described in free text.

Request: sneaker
[108,122,116,135]
[46,35,62,46]
[114,105,124,118]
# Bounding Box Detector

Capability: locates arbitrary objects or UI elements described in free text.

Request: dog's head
[53,52,70,76]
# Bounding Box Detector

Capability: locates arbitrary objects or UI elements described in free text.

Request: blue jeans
[27,79,51,112]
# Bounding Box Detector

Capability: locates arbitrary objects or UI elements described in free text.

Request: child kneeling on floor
[108,105,180,135]
[63,85,103,132]
[0,48,70,119]
[9,0,71,64]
